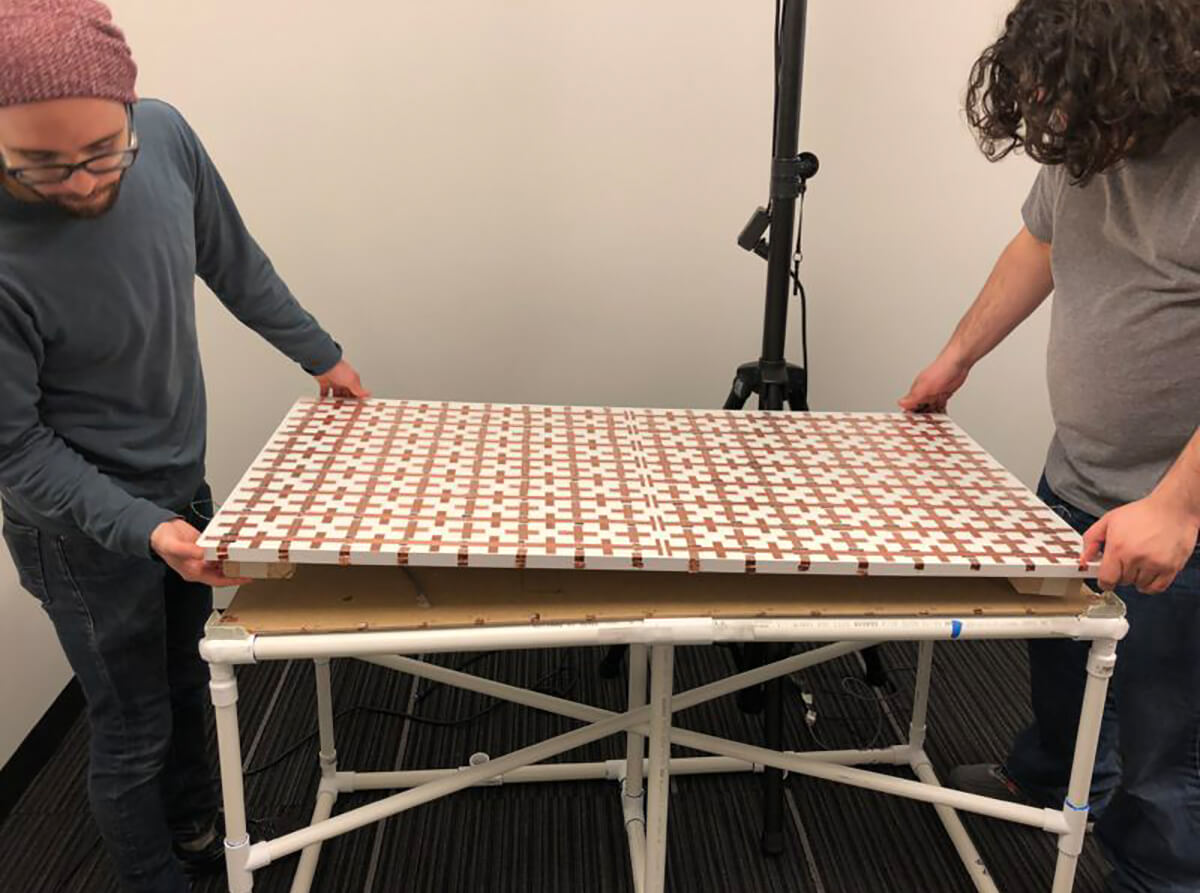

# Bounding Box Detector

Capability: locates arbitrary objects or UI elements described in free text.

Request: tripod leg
[598,644,627,679]
[861,645,891,690]
[786,364,809,412]
[724,389,750,411]
[724,363,762,411]
[735,644,768,713]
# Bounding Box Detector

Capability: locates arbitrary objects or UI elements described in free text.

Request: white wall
[3,1,1052,763]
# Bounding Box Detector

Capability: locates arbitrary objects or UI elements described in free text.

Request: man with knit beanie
[0,2,368,890]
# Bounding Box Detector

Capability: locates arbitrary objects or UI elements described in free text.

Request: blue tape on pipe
[950,620,963,639]
[1065,799,1090,812]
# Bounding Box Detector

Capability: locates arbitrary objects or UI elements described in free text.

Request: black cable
[797,280,808,374]
[411,651,491,705]
[788,666,919,752]
[795,189,808,373]
[243,660,578,778]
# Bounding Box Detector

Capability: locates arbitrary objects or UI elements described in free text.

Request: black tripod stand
[600,0,889,857]
[723,0,813,856]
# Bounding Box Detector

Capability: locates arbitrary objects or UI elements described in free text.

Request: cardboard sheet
[216,565,1096,636]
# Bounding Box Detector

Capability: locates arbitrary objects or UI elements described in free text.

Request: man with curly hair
[901,1,1200,889]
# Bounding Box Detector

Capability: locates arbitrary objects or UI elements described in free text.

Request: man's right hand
[896,228,1052,415]
[898,350,972,414]
[150,519,252,587]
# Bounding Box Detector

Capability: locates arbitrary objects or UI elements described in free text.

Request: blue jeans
[2,486,219,893]
[1006,476,1200,892]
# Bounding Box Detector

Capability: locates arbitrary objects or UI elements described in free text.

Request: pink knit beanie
[0,0,137,108]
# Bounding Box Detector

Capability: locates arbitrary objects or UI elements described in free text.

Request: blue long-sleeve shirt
[0,99,341,556]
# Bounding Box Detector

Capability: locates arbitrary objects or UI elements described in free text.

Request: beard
[51,179,123,218]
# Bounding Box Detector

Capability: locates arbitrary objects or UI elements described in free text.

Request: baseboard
[0,678,83,823]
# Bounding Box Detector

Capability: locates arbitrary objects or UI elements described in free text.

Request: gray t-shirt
[0,100,341,556]
[1023,118,1200,518]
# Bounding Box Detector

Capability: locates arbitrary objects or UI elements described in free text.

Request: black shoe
[174,823,226,879]
[948,763,1095,831]
[948,763,1037,805]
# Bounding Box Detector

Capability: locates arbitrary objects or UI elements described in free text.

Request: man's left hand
[1081,495,1199,593]
[315,359,370,398]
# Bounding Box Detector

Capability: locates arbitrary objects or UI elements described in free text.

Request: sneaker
[174,823,226,879]
[948,763,1038,805]
[948,763,1094,831]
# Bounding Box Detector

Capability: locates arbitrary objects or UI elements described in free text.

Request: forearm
[0,425,175,556]
[1150,427,1200,523]
[942,226,1054,366]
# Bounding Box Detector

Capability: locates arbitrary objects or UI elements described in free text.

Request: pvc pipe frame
[205,610,1127,893]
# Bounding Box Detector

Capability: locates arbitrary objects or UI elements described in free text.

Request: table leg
[209,662,253,893]
[643,645,675,893]
[290,659,340,893]
[908,641,933,750]
[624,645,649,893]
[1051,637,1118,893]
[908,642,998,892]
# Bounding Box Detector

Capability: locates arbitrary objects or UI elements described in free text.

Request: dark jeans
[2,486,219,893]
[1006,475,1200,893]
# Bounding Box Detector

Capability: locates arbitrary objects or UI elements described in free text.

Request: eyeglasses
[2,106,139,186]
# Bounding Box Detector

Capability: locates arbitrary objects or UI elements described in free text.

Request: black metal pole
[758,0,809,856]
[759,0,808,412]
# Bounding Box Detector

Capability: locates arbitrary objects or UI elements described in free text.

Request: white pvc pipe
[209,663,254,893]
[361,642,867,736]
[643,646,675,893]
[625,644,649,797]
[314,659,337,770]
[250,624,667,660]
[665,725,1070,835]
[652,756,762,775]
[244,700,652,871]
[910,754,999,893]
[905,647,1000,892]
[669,641,868,711]
[246,613,1128,663]
[623,783,647,893]
[338,763,611,791]
[908,641,934,750]
[208,610,1129,888]
[363,650,917,784]
[335,748,906,793]
[706,612,1129,643]
[1052,638,1118,893]
[241,638,1033,877]
[624,644,649,893]
[288,787,337,893]
[361,653,601,723]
